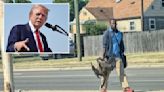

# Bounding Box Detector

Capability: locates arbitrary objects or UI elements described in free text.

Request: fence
[83,30,164,56]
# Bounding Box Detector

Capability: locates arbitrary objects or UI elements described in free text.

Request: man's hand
[14,38,30,51]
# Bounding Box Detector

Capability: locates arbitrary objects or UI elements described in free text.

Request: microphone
[45,22,56,31]
[45,22,68,36]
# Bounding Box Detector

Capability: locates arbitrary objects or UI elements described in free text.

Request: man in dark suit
[6,4,51,52]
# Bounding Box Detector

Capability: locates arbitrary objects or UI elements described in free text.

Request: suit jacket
[6,23,52,52]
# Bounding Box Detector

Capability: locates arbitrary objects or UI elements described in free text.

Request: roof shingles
[85,0,154,19]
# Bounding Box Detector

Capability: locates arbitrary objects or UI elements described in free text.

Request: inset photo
[4,3,69,54]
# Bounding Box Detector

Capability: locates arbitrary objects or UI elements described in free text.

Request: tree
[5,0,13,3]
[53,0,89,21]
[15,0,31,3]
[84,20,107,36]
[5,0,31,3]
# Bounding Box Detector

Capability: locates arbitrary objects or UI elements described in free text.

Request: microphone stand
[55,25,69,36]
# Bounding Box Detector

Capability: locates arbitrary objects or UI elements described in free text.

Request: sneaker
[100,88,107,92]
[124,87,134,92]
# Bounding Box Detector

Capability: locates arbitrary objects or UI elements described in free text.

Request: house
[71,0,115,34]
[115,0,164,31]
[71,7,113,34]
[71,0,164,33]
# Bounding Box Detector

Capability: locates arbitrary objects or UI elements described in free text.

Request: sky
[31,0,53,3]
[4,2,70,54]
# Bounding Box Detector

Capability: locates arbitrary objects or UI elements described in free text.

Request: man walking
[100,19,133,92]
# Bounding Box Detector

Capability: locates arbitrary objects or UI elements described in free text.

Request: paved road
[0,67,164,92]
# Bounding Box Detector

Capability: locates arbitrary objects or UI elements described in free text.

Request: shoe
[124,87,134,92]
[91,63,102,78]
[100,88,107,92]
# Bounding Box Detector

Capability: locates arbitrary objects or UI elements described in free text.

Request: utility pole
[74,0,82,61]
[0,1,15,92]
[141,0,144,31]
[2,53,14,92]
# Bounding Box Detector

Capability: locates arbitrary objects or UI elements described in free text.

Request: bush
[84,21,107,36]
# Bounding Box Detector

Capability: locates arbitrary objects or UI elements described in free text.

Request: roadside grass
[126,52,164,63]
[13,56,97,69]
[0,52,164,69]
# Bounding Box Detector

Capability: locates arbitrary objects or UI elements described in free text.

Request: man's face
[30,6,48,29]
[110,19,117,30]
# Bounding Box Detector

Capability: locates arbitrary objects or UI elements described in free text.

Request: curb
[4,90,164,92]
[1,63,164,72]
[12,64,164,71]
[0,63,164,72]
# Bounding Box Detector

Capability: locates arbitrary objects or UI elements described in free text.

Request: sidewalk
[1,63,164,72]
[13,63,164,71]
[8,90,164,92]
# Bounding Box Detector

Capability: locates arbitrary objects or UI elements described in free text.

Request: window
[149,18,156,30]
[130,21,135,31]
[100,9,103,13]
[151,5,154,9]
[162,0,164,7]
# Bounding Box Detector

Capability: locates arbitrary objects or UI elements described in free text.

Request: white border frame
[3,3,70,54]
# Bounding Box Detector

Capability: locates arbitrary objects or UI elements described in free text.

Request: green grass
[0,52,164,69]
[126,52,164,63]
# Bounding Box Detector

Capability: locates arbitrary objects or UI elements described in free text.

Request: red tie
[35,30,44,52]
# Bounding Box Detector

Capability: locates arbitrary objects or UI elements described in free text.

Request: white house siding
[72,8,97,34]
[117,19,142,32]
[79,8,96,21]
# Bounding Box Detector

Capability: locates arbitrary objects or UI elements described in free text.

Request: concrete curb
[1,63,164,72]
[5,90,164,92]
[13,64,164,71]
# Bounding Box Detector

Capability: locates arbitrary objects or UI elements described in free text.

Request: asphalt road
[0,67,164,92]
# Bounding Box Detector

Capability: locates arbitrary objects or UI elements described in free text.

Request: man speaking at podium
[6,4,51,53]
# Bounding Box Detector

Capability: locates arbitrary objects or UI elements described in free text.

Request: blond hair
[29,4,49,17]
